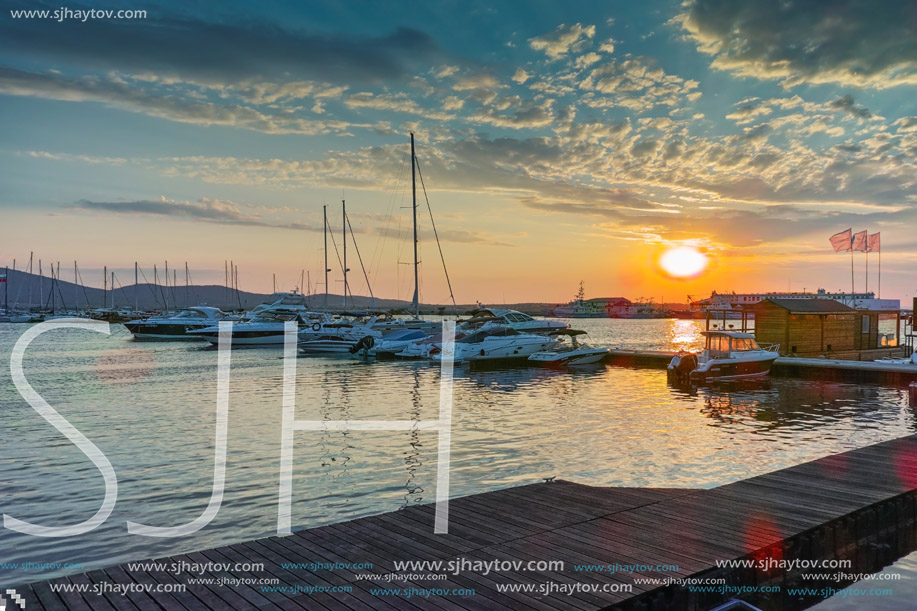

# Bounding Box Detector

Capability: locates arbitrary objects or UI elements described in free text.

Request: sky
[1,0,916,305]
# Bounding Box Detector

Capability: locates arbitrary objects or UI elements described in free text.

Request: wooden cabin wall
[751,304,788,352]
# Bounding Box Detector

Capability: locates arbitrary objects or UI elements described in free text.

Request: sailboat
[0,267,33,323]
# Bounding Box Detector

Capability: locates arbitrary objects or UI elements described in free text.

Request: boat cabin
[702,330,763,358]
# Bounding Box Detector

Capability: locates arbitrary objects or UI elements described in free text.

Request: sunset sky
[2,0,916,305]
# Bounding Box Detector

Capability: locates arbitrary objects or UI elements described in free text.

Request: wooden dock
[12,435,917,610]
[607,349,917,384]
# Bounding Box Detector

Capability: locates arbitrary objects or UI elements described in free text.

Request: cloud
[0,68,351,135]
[677,0,917,88]
[511,68,531,84]
[829,95,872,119]
[579,57,701,110]
[529,23,595,60]
[0,13,444,86]
[70,196,317,231]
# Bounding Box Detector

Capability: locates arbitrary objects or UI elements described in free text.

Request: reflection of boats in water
[668,330,779,384]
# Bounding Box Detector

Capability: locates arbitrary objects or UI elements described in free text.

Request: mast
[411,133,419,318]
[185,262,189,307]
[74,261,78,311]
[135,262,139,311]
[224,260,229,308]
[111,271,115,309]
[103,265,107,309]
[29,252,33,308]
[323,205,329,310]
[38,259,42,310]
[4,266,8,314]
[342,200,349,308]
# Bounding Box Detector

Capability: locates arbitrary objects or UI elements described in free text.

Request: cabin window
[827,344,832,351]
[862,316,870,333]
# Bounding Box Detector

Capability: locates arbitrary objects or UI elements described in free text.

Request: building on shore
[693,288,900,318]
[749,298,903,359]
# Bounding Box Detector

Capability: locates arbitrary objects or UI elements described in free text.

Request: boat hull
[529,348,610,366]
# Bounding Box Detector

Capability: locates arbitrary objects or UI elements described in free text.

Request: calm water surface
[0,318,913,585]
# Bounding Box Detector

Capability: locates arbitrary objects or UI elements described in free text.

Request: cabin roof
[750,298,855,313]
[701,330,756,339]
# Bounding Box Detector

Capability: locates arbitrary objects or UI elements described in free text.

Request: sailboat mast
[342,200,349,308]
[111,271,115,309]
[323,205,329,310]
[74,261,78,310]
[29,252,33,308]
[103,265,107,309]
[185,262,189,308]
[4,266,8,314]
[411,133,419,318]
[135,262,139,311]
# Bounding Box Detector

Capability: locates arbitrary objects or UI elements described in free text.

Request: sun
[659,246,708,278]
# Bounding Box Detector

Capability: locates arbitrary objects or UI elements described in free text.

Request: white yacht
[354,328,430,359]
[298,316,382,353]
[667,330,779,383]
[528,330,610,366]
[196,309,328,346]
[467,307,569,335]
[427,325,557,364]
[124,306,228,340]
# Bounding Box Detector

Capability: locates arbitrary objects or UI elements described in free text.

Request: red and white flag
[0,274,6,283]
[867,232,881,252]
[851,230,868,252]
[829,228,852,252]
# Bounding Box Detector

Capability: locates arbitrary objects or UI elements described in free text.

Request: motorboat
[371,314,439,334]
[528,330,610,366]
[466,307,569,335]
[352,328,430,359]
[667,330,779,384]
[298,315,382,354]
[874,353,917,366]
[429,325,558,364]
[0,311,35,323]
[244,292,311,320]
[196,309,327,346]
[124,306,228,340]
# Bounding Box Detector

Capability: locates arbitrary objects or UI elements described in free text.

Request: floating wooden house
[750,298,902,359]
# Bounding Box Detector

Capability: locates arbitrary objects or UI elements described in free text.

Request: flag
[829,228,852,252]
[867,232,881,253]
[0,274,6,283]
[851,230,868,252]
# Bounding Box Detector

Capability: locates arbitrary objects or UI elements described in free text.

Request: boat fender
[312,322,322,332]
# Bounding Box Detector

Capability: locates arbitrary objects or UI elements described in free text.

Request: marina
[5,3,917,608]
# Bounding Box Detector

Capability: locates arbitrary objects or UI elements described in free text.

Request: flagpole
[850,248,854,296]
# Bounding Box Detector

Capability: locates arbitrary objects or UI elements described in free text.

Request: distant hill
[1,269,686,315]
[0,269,478,313]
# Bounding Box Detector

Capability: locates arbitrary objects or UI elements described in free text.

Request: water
[811,551,917,610]
[0,318,913,587]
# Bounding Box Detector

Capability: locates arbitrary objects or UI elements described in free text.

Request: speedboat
[667,330,779,384]
[243,292,312,321]
[371,314,438,334]
[429,325,558,364]
[298,315,382,354]
[124,306,227,340]
[528,330,610,366]
[466,307,569,335]
[353,328,430,359]
[196,309,326,346]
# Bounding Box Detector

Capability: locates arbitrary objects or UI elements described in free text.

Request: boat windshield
[731,337,760,351]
